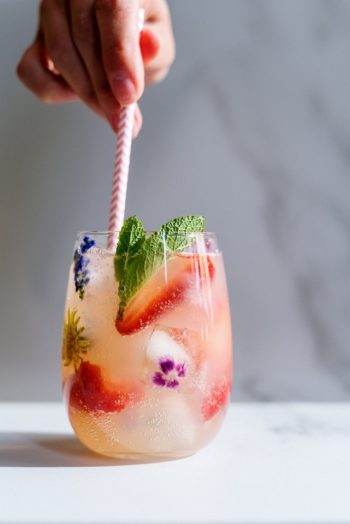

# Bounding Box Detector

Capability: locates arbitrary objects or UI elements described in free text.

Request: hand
[17,0,175,136]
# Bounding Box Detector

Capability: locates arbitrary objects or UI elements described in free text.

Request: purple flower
[153,372,167,387]
[160,358,175,374]
[73,236,95,300]
[176,363,186,377]
[166,378,180,388]
[152,357,186,389]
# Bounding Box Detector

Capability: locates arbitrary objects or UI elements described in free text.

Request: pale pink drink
[62,228,232,459]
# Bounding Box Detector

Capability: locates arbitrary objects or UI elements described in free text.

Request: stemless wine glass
[61,231,232,459]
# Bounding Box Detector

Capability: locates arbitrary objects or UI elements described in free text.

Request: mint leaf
[115,215,205,319]
[117,247,164,315]
[158,215,205,252]
[114,216,146,282]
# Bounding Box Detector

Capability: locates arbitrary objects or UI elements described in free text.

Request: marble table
[0,402,349,523]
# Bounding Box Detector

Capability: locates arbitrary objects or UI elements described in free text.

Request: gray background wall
[0,0,349,401]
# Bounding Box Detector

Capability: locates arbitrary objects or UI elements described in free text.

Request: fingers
[40,0,107,119]
[17,0,172,138]
[142,0,175,85]
[140,29,160,65]
[69,0,122,130]
[95,0,144,105]
[17,36,79,104]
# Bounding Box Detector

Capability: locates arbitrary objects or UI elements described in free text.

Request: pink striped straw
[107,104,135,249]
[107,9,145,251]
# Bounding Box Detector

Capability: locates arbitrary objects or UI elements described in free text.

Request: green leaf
[114,215,146,282]
[115,215,205,319]
[158,215,205,252]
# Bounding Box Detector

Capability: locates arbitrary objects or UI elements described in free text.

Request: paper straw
[107,104,134,249]
[107,9,145,251]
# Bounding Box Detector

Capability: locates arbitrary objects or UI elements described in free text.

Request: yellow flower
[62,308,89,369]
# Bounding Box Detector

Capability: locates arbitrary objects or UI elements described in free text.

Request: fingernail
[112,71,136,105]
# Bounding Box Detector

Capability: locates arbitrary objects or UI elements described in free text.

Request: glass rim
[74,231,220,255]
[77,230,218,236]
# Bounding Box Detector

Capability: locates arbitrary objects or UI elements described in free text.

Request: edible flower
[62,308,89,370]
[73,235,95,300]
[153,357,186,389]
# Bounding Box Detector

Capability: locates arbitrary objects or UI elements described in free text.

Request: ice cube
[146,328,190,364]
[86,246,116,295]
[142,325,210,397]
[144,327,193,387]
[104,389,200,455]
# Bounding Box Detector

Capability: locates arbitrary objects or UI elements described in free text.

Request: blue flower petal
[73,236,95,300]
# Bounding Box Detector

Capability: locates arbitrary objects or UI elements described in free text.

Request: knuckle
[16,48,37,84]
[16,57,28,81]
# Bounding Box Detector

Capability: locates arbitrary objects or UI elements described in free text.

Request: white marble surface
[0,402,349,523]
[0,1,349,401]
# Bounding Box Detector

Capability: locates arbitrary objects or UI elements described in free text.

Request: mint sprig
[114,215,205,319]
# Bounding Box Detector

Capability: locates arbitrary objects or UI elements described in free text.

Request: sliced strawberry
[116,254,215,335]
[201,380,231,421]
[70,361,140,414]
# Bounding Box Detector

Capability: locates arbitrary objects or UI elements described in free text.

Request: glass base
[92,449,196,463]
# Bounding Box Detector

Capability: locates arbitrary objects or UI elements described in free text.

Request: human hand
[17,0,175,136]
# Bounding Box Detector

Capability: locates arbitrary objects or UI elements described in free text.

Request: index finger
[94,0,144,106]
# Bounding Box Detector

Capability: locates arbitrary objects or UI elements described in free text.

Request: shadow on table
[0,432,179,467]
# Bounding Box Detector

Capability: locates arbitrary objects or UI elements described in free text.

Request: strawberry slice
[201,380,231,421]
[116,254,215,335]
[70,361,140,414]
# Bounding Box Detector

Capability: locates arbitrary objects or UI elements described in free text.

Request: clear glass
[61,231,233,459]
